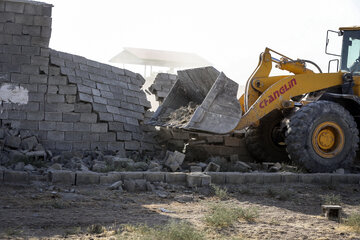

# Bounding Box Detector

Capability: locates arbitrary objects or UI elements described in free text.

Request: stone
[24,164,35,171]
[113,158,134,169]
[4,135,21,149]
[146,182,156,191]
[92,161,107,172]
[204,162,220,172]
[49,163,62,170]
[233,161,251,172]
[335,168,345,174]
[164,150,185,172]
[134,179,147,191]
[190,166,202,172]
[123,179,136,192]
[107,180,123,190]
[187,172,211,187]
[20,136,38,150]
[174,195,194,203]
[14,162,25,171]
[133,162,148,171]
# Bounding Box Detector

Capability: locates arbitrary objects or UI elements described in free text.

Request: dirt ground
[1,182,360,240]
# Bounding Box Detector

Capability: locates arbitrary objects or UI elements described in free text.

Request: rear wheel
[245,110,289,162]
[285,101,359,172]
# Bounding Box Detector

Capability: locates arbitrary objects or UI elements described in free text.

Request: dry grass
[322,194,342,205]
[204,203,258,229]
[344,213,360,233]
[117,221,205,240]
[211,184,229,200]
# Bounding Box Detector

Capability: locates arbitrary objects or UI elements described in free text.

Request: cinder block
[108,122,124,131]
[27,111,44,121]
[299,174,331,184]
[99,172,123,184]
[125,141,140,150]
[76,171,100,185]
[47,94,65,103]
[74,122,91,132]
[107,142,125,152]
[48,76,67,85]
[206,172,226,184]
[47,131,64,141]
[281,173,299,183]
[45,112,62,121]
[187,172,211,187]
[144,172,165,182]
[226,172,246,184]
[33,16,51,27]
[99,132,116,141]
[74,103,92,113]
[245,173,264,184]
[48,170,75,185]
[91,123,108,133]
[79,92,93,102]
[63,113,80,122]
[346,174,360,184]
[59,85,77,95]
[331,174,348,184]
[56,122,73,131]
[4,170,29,183]
[24,3,42,15]
[122,172,144,180]
[224,136,242,147]
[55,142,72,151]
[99,112,113,121]
[5,1,25,13]
[77,84,92,94]
[263,173,282,184]
[165,172,186,184]
[80,113,97,123]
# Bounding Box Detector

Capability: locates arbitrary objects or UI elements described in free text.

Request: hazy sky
[43,0,360,84]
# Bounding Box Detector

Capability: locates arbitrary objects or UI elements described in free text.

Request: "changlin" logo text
[259,78,297,109]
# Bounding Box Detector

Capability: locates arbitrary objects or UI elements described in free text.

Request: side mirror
[326,30,342,57]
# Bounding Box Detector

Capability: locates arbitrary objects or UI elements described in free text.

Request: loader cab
[340,28,360,74]
[326,27,360,74]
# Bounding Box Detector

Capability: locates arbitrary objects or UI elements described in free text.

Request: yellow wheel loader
[148,27,360,173]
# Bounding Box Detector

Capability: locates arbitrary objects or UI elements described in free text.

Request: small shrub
[323,194,342,205]
[278,190,292,201]
[237,207,259,223]
[64,227,81,237]
[4,227,22,237]
[266,187,277,197]
[88,224,104,234]
[205,203,259,229]
[210,184,229,200]
[345,213,360,233]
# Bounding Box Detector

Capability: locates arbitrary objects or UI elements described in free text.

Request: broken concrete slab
[204,162,220,172]
[164,150,185,172]
[107,180,123,190]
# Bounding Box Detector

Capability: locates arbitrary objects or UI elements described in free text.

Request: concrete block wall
[0,0,157,153]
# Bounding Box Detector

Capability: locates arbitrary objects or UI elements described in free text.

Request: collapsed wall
[149,73,253,162]
[0,0,157,154]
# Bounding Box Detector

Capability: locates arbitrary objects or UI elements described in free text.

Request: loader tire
[285,101,359,173]
[245,110,289,162]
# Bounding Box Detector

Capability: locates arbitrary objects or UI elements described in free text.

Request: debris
[187,172,211,187]
[14,162,25,171]
[204,162,220,172]
[190,165,202,172]
[49,163,62,171]
[174,195,194,203]
[159,208,175,213]
[164,150,185,172]
[24,164,35,171]
[163,102,198,127]
[123,179,136,192]
[107,180,123,190]
[335,168,345,174]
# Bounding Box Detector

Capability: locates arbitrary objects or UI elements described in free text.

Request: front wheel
[285,101,359,172]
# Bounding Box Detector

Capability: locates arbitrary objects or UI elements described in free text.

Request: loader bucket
[148,67,242,134]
